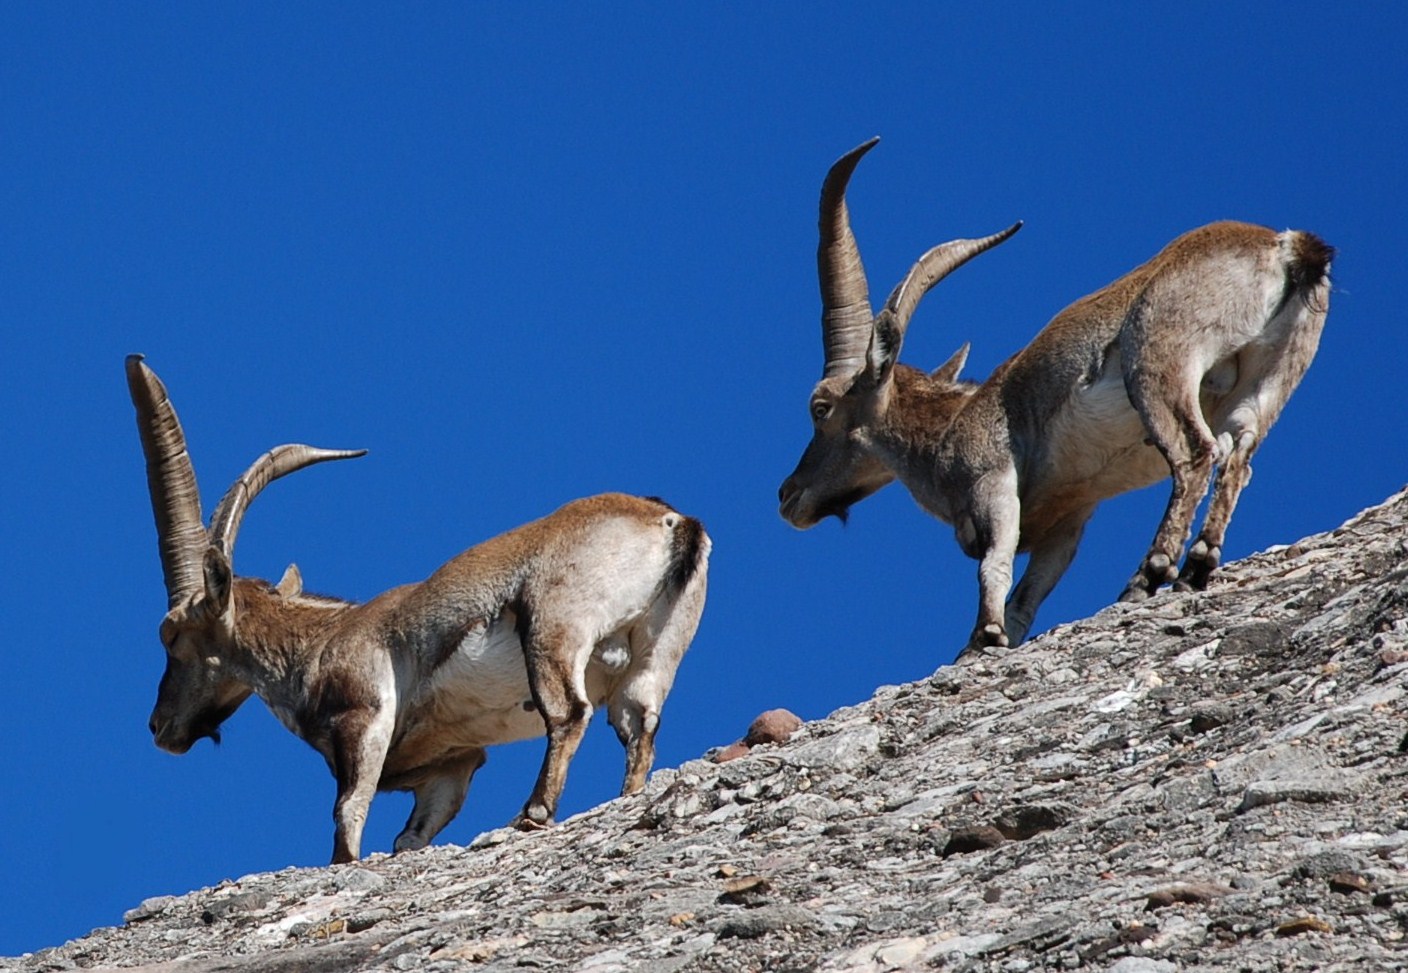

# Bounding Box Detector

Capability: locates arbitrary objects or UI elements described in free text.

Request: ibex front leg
[963,475,1021,653]
[328,704,394,864]
[1004,510,1092,646]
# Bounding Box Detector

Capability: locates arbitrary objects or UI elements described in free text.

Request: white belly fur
[408,612,631,748]
[415,614,544,746]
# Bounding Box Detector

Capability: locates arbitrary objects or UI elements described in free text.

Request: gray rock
[9,488,1408,973]
[783,724,882,771]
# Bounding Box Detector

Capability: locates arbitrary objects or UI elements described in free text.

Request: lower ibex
[129,356,709,863]
[779,137,1331,652]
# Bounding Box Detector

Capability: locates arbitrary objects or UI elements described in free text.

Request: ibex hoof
[1121,552,1180,603]
[962,624,1009,655]
[511,809,555,832]
[1146,553,1177,583]
[1118,582,1152,604]
[392,833,429,854]
[1177,541,1220,591]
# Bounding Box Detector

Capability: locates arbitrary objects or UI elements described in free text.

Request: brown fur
[129,358,710,863]
[780,141,1330,653]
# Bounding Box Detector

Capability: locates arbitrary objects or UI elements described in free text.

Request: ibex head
[778,138,1021,528]
[127,355,364,752]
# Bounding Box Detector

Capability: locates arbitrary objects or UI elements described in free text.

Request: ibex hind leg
[1176,424,1255,592]
[392,749,486,853]
[609,563,706,795]
[1179,297,1326,591]
[607,680,659,797]
[1120,389,1219,603]
[515,623,594,830]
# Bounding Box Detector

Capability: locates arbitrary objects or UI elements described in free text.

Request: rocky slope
[10,491,1408,972]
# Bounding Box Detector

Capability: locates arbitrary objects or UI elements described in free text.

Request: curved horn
[882,221,1024,342]
[819,137,880,378]
[126,355,209,608]
[209,444,367,558]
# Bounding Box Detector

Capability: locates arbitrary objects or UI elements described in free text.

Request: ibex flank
[779,137,1331,653]
[129,356,709,863]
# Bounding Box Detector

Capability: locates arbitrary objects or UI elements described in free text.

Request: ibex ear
[931,343,971,383]
[275,563,303,598]
[864,310,902,386]
[203,545,234,615]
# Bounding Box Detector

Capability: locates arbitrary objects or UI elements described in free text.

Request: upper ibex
[129,355,709,863]
[779,137,1331,652]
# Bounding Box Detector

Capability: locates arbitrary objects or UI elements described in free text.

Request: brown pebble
[1328,871,1373,895]
[744,709,804,747]
[1146,882,1234,910]
[718,875,771,905]
[1378,648,1408,668]
[1276,916,1333,936]
[711,741,752,763]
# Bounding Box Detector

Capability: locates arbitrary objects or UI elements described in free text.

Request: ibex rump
[779,137,1331,652]
[129,356,709,862]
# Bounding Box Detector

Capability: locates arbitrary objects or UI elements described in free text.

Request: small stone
[1378,648,1408,668]
[1292,850,1371,880]
[715,904,814,939]
[873,936,927,967]
[1146,882,1234,910]
[1239,779,1342,813]
[718,874,770,905]
[200,890,271,924]
[1328,871,1374,895]
[333,867,385,892]
[745,708,804,747]
[711,740,752,763]
[1275,915,1333,936]
[1188,701,1237,734]
[347,909,393,933]
[433,937,528,962]
[942,826,1006,856]
[993,802,1076,840]
[123,896,178,924]
[1108,959,1177,973]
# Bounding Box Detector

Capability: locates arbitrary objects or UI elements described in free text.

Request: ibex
[128,355,709,863]
[779,137,1331,652]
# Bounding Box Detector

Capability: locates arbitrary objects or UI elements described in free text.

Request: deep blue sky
[3,3,1404,956]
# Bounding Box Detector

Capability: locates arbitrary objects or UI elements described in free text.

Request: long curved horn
[126,355,209,608]
[209,444,368,558]
[819,137,880,378]
[882,222,1024,342]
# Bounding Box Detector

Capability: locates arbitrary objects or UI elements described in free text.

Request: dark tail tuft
[1287,231,1334,312]
[666,514,709,594]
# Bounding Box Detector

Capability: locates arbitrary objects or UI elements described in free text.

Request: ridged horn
[209,444,368,558]
[126,355,210,608]
[819,137,880,378]
[882,222,1024,342]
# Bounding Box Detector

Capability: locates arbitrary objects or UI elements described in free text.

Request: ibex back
[129,356,709,862]
[779,138,1330,652]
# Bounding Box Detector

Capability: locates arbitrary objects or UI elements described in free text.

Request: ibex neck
[230,578,356,691]
[866,365,980,524]
[870,366,974,458]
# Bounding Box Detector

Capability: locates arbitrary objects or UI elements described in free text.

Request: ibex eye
[811,402,832,421]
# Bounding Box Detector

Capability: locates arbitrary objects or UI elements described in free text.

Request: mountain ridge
[9,489,1408,972]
